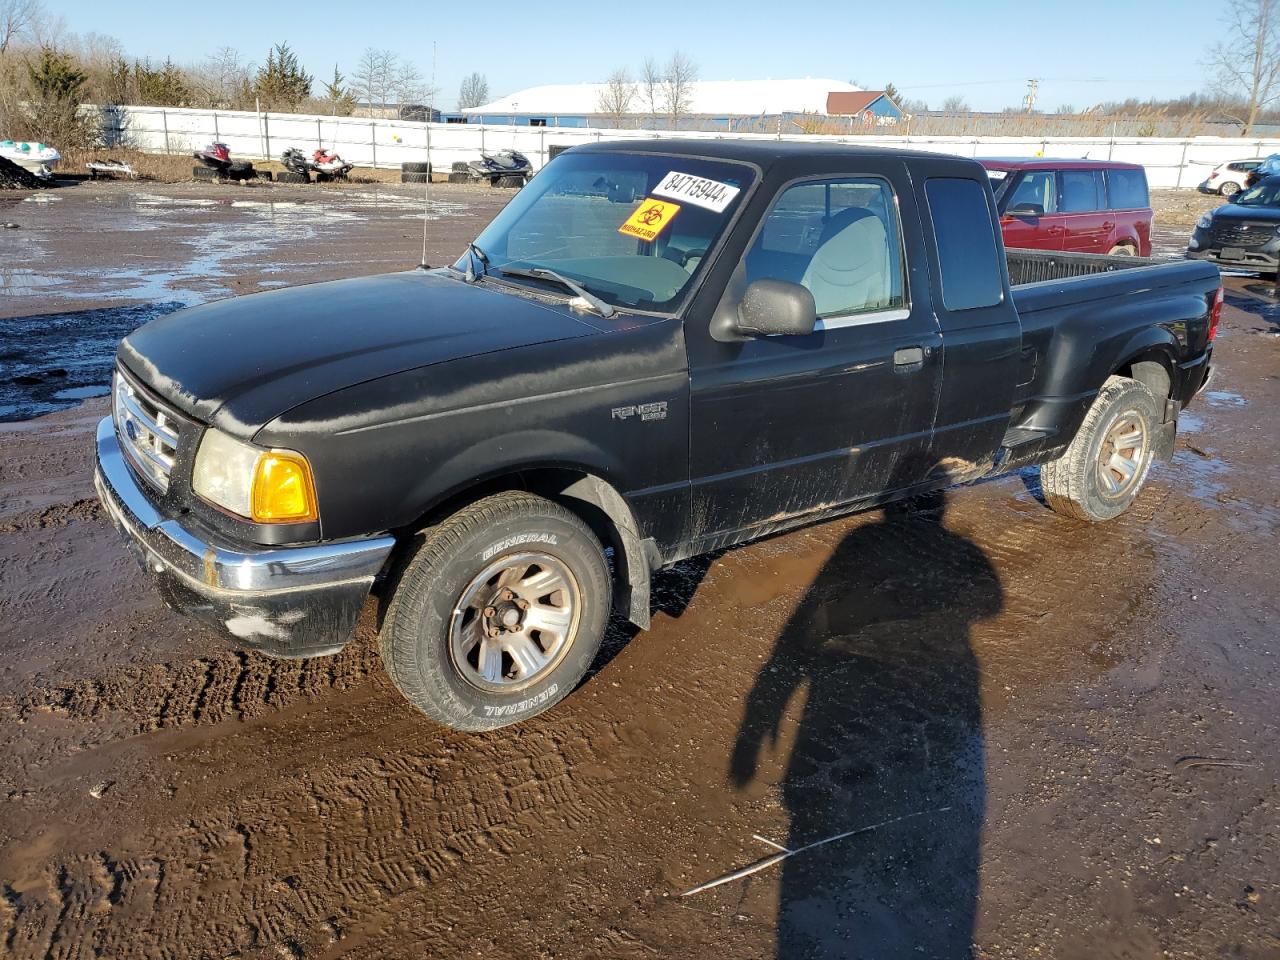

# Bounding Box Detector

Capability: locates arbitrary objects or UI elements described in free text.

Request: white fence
[109,104,1280,189]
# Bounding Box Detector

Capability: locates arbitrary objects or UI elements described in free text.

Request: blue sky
[56,0,1212,112]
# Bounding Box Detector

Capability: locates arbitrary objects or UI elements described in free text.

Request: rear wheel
[379,492,611,731]
[1040,375,1160,522]
[1220,180,1242,198]
[1108,242,1136,256]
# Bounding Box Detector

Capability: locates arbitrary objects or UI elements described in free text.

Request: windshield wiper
[463,242,488,283]
[497,266,616,318]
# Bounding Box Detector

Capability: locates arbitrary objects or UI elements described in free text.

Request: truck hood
[118,270,603,432]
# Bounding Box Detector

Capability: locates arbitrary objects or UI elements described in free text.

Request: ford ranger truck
[95,142,1220,730]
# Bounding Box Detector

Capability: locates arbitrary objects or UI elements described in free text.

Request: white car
[1199,158,1263,198]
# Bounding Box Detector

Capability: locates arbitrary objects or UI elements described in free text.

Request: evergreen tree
[253,42,312,111]
[322,64,356,116]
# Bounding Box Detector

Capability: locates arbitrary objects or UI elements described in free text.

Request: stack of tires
[448,162,471,184]
[275,169,308,184]
[400,161,432,184]
[193,162,270,183]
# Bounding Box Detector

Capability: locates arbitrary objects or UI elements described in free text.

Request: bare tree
[352,47,395,116]
[639,56,662,120]
[1207,0,1280,134]
[661,50,697,129]
[394,59,432,107]
[457,71,489,110]
[940,95,970,113]
[595,68,635,127]
[0,0,39,54]
[194,46,249,109]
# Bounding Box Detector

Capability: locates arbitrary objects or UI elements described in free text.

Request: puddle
[52,384,111,400]
[1179,411,1204,433]
[1204,390,1247,407]
[0,301,186,421]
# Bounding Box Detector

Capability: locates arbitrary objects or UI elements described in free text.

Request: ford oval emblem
[125,419,138,442]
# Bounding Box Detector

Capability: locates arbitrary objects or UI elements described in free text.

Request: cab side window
[1060,169,1105,212]
[1006,171,1056,213]
[743,178,905,321]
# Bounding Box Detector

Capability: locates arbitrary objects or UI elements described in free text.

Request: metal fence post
[1176,141,1189,189]
[425,122,432,172]
[371,122,377,168]
[264,114,271,162]
[213,112,219,142]
[317,118,323,150]
[162,109,170,154]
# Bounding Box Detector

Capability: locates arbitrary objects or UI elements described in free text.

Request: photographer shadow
[731,483,1003,959]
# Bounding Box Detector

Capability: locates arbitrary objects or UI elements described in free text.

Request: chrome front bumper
[94,416,395,658]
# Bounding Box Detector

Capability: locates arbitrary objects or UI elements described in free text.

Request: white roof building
[463,78,862,117]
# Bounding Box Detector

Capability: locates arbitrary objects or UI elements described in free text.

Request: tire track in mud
[4,642,382,735]
[1,708,630,959]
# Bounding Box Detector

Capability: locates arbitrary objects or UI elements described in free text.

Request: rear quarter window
[924,177,1004,312]
[1107,168,1150,209]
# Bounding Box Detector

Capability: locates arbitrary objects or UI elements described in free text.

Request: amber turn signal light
[251,451,318,523]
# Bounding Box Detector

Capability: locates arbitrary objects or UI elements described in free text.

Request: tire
[1108,243,1136,256]
[400,171,432,184]
[256,170,273,181]
[447,171,471,183]
[379,492,611,731]
[1040,375,1160,522]
[451,161,470,172]
[275,170,308,184]
[1219,180,1242,198]
[192,166,218,180]
[401,161,432,174]
[497,174,526,188]
[227,161,255,180]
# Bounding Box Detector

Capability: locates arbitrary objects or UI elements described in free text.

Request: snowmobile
[281,148,354,183]
[193,142,232,173]
[466,150,531,186]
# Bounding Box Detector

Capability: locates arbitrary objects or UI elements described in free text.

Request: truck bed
[1006,248,1164,286]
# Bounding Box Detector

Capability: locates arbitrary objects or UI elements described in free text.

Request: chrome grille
[112,366,183,492]
[1210,220,1276,247]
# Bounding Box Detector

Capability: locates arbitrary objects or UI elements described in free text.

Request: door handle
[893,346,925,369]
[1103,221,1115,229]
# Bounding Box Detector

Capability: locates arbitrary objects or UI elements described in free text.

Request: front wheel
[379,492,611,730]
[1040,375,1160,522]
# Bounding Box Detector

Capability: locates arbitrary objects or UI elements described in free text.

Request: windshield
[1234,178,1280,206]
[462,152,755,312]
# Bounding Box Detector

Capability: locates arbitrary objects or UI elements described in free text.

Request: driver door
[684,161,943,548]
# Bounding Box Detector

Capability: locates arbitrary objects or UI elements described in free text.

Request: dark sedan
[1187,175,1280,274]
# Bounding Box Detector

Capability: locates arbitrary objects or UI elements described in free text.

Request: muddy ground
[0,180,1277,959]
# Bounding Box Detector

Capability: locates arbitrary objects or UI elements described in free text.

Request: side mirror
[736,279,817,337]
[1005,202,1044,218]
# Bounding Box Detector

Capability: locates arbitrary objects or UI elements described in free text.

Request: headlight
[1196,212,1213,230]
[192,428,318,523]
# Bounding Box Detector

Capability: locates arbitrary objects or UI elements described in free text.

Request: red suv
[979,159,1152,256]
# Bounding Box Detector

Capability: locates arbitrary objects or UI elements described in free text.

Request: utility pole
[1022,78,1039,113]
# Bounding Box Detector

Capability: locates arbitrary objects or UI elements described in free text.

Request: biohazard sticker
[618,198,681,242]
[652,171,741,212]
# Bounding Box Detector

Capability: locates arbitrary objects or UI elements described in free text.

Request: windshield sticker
[652,171,741,212]
[986,170,1008,180]
[618,198,681,242]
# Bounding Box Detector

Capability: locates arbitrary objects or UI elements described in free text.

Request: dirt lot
[0,180,1277,959]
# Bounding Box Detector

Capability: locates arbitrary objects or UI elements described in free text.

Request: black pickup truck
[96,141,1220,729]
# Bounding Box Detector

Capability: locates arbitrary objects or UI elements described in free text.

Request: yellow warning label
[618,198,681,242]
